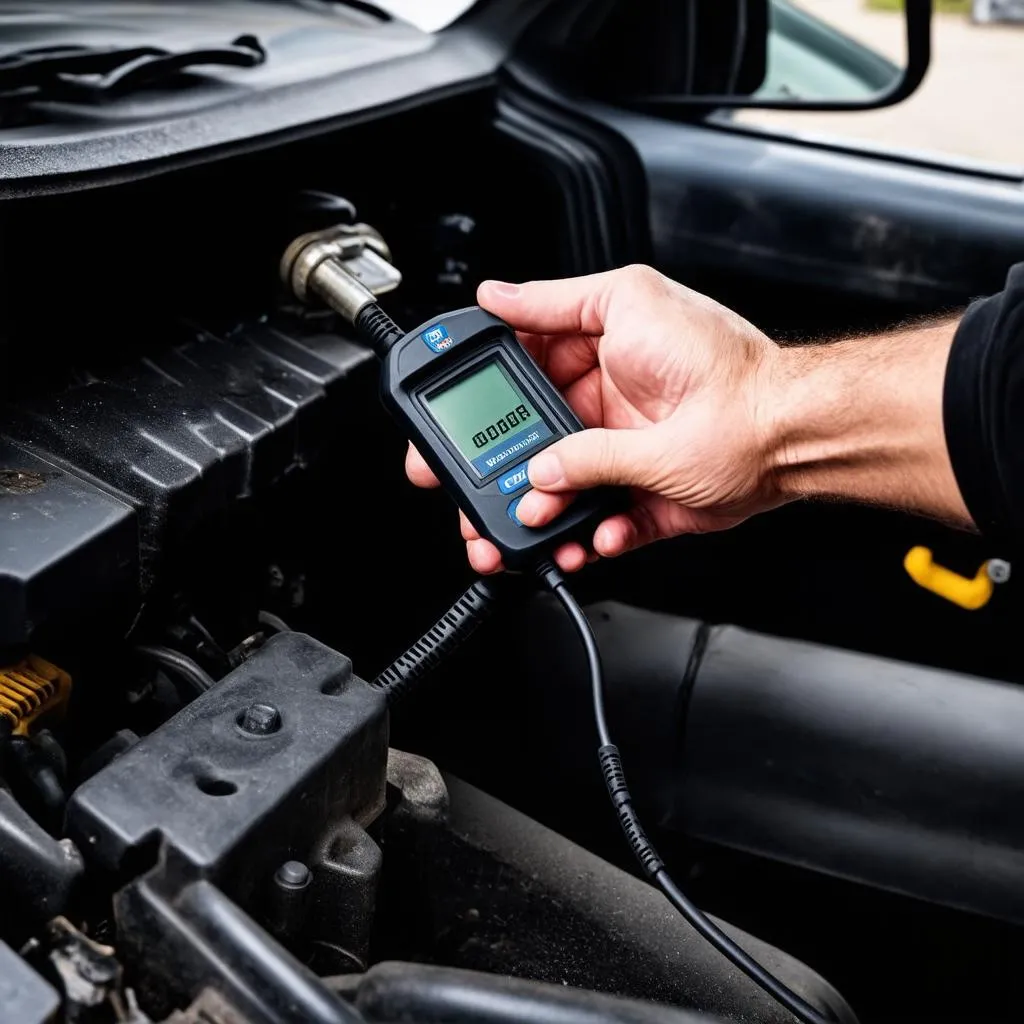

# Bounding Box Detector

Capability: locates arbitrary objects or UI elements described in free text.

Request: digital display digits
[471,403,532,449]
[425,361,554,478]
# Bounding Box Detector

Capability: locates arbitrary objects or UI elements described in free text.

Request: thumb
[478,272,617,336]
[528,428,662,492]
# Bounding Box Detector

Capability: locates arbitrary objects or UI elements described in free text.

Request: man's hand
[405,265,782,573]
[406,265,970,574]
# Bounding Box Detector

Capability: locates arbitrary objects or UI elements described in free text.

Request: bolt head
[239,703,281,735]
[275,860,311,888]
[988,559,1012,584]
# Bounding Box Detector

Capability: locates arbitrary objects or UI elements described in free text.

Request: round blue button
[507,494,530,527]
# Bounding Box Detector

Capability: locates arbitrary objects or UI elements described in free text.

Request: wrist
[758,320,969,524]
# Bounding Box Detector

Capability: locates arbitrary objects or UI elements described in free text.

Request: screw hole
[195,775,237,797]
[320,674,346,696]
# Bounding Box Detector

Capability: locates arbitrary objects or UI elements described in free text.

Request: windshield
[375,0,477,31]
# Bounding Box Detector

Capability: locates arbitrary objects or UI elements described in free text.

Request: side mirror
[541,0,931,113]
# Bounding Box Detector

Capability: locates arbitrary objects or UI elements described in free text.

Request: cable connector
[598,744,664,878]
[281,219,402,335]
[534,560,565,591]
[355,303,404,357]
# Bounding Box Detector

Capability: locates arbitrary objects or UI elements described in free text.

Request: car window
[756,0,905,101]
[737,0,1024,172]
[374,0,477,31]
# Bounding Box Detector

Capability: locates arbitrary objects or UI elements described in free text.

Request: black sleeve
[944,263,1024,550]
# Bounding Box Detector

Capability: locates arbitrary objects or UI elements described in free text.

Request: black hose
[330,962,710,1024]
[136,645,216,698]
[5,736,66,835]
[258,610,292,635]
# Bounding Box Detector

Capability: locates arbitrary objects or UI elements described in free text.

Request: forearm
[762,317,971,526]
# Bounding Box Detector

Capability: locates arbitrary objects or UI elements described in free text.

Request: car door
[485,0,1024,680]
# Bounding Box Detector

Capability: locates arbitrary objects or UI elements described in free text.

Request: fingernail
[528,451,564,488]
[482,280,520,298]
[595,523,622,557]
[516,491,542,524]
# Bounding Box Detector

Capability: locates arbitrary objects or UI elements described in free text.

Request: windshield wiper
[0,34,266,103]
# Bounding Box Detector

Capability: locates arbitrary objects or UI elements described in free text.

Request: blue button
[498,464,530,495]
[507,494,530,527]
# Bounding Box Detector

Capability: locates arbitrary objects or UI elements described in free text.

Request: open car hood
[0,0,498,194]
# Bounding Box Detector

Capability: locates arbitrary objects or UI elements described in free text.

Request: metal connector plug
[280,222,402,324]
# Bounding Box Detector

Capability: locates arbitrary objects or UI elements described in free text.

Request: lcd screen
[425,360,554,477]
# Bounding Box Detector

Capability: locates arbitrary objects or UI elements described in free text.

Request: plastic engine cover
[0,319,373,651]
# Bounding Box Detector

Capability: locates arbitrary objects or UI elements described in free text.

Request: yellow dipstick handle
[903,546,993,610]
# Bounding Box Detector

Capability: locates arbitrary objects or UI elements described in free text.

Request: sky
[376,0,477,32]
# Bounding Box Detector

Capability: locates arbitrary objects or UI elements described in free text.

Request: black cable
[135,645,216,698]
[372,578,505,705]
[258,610,292,635]
[537,561,836,1024]
[536,561,610,746]
[187,613,229,657]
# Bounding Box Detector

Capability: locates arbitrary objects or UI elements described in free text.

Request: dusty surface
[739,0,1024,169]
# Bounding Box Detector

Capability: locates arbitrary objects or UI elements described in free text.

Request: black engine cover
[0,319,373,651]
[65,630,387,1023]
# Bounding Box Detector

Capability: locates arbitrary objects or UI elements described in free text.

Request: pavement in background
[738,0,1024,170]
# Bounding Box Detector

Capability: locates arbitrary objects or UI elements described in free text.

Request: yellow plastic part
[0,656,72,736]
[903,546,994,611]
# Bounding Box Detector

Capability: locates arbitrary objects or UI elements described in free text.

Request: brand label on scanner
[421,324,454,352]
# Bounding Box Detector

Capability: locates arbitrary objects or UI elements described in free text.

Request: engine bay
[2,68,1024,1024]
